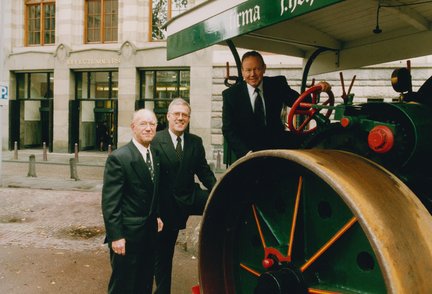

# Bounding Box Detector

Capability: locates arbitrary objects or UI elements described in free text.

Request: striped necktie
[175,136,183,160]
[146,149,154,181]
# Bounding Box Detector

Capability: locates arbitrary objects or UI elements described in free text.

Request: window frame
[25,0,56,46]
[75,71,119,100]
[16,72,54,100]
[139,68,190,130]
[84,0,118,44]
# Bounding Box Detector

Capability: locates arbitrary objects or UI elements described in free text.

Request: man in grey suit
[102,109,163,294]
[152,98,217,294]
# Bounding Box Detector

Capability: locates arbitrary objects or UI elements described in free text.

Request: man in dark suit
[102,109,163,294]
[222,50,330,159]
[152,98,217,294]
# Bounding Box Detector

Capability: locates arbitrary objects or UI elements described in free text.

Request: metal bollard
[43,142,48,161]
[69,158,80,181]
[13,141,18,160]
[27,154,37,177]
[74,143,79,163]
[108,144,112,155]
[216,150,221,170]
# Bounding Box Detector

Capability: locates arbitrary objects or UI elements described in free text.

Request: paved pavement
[1,149,106,191]
[0,149,202,293]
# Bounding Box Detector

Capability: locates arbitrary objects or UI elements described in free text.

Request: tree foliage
[152,0,188,40]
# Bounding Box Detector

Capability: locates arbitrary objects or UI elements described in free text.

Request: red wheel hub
[368,126,394,153]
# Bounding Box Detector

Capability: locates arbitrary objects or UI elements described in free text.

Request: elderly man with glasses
[152,98,217,294]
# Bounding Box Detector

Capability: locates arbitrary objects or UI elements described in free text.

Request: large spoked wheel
[199,150,432,294]
[287,85,335,135]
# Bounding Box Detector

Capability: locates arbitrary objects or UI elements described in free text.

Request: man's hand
[112,238,126,255]
[157,217,164,232]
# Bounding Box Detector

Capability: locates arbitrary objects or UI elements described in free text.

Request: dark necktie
[175,136,183,161]
[146,149,154,181]
[254,88,266,126]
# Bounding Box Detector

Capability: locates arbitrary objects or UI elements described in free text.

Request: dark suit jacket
[222,76,300,158]
[152,129,216,230]
[102,141,160,245]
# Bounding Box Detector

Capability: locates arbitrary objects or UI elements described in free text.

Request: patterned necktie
[254,88,266,126]
[175,136,183,161]
[146,149,154,181]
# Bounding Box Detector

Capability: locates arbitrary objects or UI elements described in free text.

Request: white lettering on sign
[67,57,120,66]
[0,85,8,100]
[280,0,315,16]
[231,5,261,29]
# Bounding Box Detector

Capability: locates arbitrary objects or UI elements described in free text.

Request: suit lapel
[182,133,194,164]
[127,142,153,185]
[151,148,160,185]
[240,82,254,117]
[148,148,160,213]
[159,129,181,166]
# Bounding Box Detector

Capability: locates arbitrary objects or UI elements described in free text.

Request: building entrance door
[11,72,54,151]
[9,99,53,151]
[73,99,117,151]
[95,101,117,151]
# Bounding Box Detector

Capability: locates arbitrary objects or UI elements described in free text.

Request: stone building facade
[1,1,432,169]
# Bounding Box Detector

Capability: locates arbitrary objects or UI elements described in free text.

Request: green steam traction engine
[198,67,432,293]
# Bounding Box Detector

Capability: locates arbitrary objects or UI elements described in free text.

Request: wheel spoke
[301,216,358,272]
[239,262,261,277]
[252,204,267,249]
[287,176,303,258]
[298,111,316,131]
[308,288,341,294]
[299,102,313,108]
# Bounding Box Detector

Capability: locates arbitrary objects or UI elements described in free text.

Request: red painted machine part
[262,258,275,269]
[191,284,201,294]
[368,126,394,153]
[340,117,351,128]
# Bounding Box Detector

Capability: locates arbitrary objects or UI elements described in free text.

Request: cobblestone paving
[0,188,105,251]
[0,150,200,293]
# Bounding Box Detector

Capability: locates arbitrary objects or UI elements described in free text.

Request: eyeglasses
[170,112,190,119]
[138,121,157,128]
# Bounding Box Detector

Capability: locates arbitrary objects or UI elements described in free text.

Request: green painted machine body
[306,100,432,212]
[166,0,432,292]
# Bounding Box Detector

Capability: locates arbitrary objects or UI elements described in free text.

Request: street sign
[0,83,8,106]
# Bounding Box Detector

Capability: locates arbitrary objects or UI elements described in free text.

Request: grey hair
[168,98,191,114]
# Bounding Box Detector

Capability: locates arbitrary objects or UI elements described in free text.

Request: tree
[152,0,188,40]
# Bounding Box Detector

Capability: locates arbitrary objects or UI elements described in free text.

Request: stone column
[117,45,138,147]
[53,46,73,152]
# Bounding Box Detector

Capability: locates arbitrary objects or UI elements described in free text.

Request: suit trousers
[154,229,180,294]
[189,186,210,215]
[108,245,155,294]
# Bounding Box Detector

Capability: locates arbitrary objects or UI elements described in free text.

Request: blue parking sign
[0,84,8,100]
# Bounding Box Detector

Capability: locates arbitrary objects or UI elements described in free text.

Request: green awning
[167,0,343,60]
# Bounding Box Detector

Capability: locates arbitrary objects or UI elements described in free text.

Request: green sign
[167,0,343,60]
